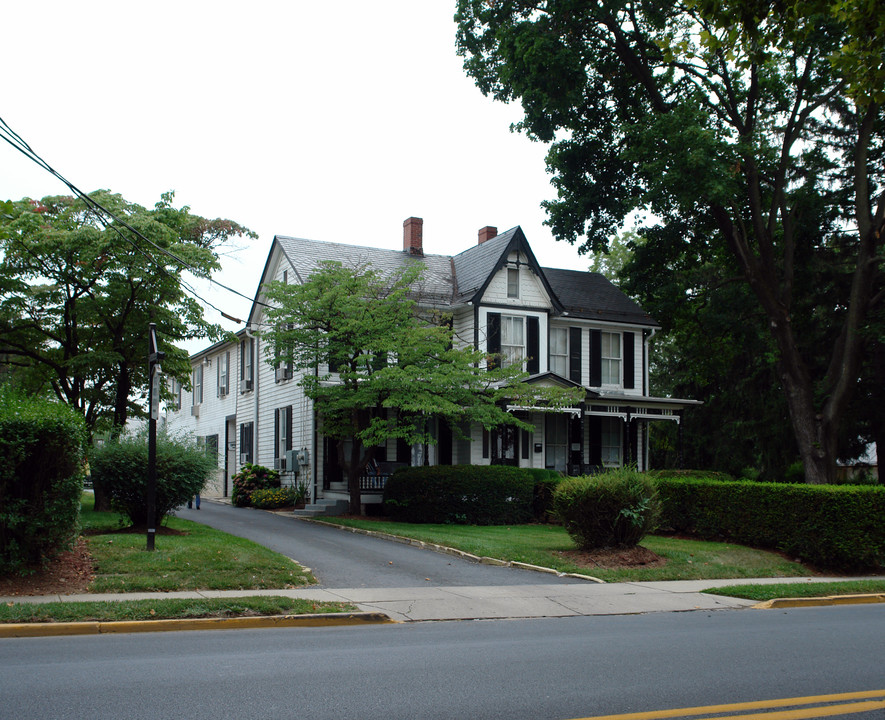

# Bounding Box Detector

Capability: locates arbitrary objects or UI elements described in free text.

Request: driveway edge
[303,518,606,583]
[0,611,396,638]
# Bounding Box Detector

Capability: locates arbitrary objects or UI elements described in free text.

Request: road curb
[0,612,396,638]
[302,518,606,583]
[753,593,885,609]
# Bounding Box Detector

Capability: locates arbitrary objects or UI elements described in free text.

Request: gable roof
[451,227,561,311]
[246,227,657,329]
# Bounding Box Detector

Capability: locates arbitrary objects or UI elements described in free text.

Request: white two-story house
[166,218,698,509]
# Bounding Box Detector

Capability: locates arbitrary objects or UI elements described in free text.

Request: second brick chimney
[403,217,424,255]
[478,226,498,244]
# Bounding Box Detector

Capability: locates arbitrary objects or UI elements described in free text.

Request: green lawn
[81,498,314,593]
[0,496,354,625]
[314,517,810,582]
[703,579,885,602]
[0,596,355,624]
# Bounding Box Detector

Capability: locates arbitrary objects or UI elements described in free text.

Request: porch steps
[292,498,349,517]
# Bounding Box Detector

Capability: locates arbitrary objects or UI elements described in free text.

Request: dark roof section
[542,267,660,327]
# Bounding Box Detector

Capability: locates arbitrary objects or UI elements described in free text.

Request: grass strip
[0,596,356,624]
[314,517,810,582]
[702,579,885,602]
[81,497,315,592]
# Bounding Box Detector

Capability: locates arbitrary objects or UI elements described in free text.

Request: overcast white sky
[1,1,598,347]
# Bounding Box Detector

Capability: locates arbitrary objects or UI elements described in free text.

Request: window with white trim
[501,315,524,367]
[193,365,203,405]
[506,267,519,298]
[549,327,568,376]
[601,331,621,385]
[217,352,229,396]
[601,417,621,466]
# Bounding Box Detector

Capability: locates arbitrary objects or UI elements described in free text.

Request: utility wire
[0,116,269,320]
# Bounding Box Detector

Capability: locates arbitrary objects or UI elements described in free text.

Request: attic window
[507,268,519,298]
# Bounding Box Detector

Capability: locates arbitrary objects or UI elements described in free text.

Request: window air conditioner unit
[275,368,293,382]
[239,453,248,465]
[274,458,281,470]
[191,405,200,418]
[241,379,253,393]
[219,388,227,398]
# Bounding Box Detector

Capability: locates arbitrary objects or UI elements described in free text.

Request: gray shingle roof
[263,230,657,328]
[275,236,455,306]
[451,227,520,302]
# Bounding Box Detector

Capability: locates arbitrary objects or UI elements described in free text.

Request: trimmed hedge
[90,431,214,527]
[525,468,565,522]
[0,388,87,574]
[383,465,534,524]
[657,476,885,571]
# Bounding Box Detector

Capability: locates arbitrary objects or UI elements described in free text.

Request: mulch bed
[0,537,95,597]
[556,545,666,570]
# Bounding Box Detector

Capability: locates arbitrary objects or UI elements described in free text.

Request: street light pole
[147,323,165,551]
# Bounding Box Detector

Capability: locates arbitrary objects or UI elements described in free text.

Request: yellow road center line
[695,699,885,720]
[570,690,885,720]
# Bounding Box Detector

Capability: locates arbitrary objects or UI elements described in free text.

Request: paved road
[186,500,583,588]
[3,606,884,719]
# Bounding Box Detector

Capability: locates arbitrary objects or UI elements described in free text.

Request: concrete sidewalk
[2,576,863,623]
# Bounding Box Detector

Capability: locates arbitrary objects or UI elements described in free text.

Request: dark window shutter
[623,332,635,389]
[569,327,582,384]
[487,313,501,370]
[521,428,531,459]
[482,428,490,459]
[588,416,602,466]
[589,329,602,387]
[217,359,221,397]
[527,316,540,374]
[286,406,293,451]
[274,409,280,458]
[396,438,410,464]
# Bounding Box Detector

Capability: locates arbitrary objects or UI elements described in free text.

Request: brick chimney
[403,217,424,255]
[478,226,498,244]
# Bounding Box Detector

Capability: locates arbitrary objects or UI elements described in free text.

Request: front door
[491,426,518,466]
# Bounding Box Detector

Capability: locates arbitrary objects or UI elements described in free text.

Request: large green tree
[262,261,583,513]
[0,190,254,507]
[456,0,884,483]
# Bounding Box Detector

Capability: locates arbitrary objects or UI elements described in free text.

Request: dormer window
[507,267,519,298]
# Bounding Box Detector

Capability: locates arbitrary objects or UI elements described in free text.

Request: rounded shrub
[90,430,214,527]
[231,464,280,507]
[552,468,661,550]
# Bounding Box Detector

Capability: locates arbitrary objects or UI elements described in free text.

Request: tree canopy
[0,189,254,443]
[262,261,583,512]
[456,0,884,483]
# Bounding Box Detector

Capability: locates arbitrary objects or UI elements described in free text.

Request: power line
[0,116,269,321]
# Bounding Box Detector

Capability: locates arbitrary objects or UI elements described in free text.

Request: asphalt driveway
[187,501,582,588]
